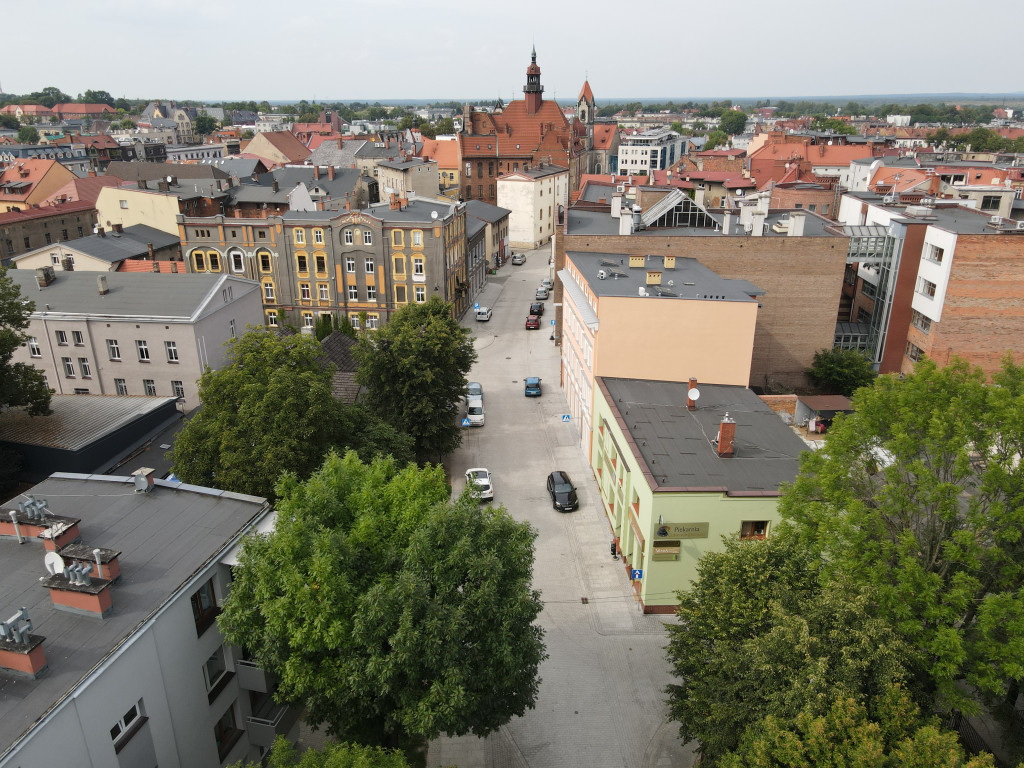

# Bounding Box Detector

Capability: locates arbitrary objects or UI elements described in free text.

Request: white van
[476,306,493,321]
[466,397,485,426]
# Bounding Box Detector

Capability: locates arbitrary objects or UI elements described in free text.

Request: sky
[4,0,1022,105]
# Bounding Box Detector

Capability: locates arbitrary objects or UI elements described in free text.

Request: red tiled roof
[419,139,460,169]
[0,158,65,202]
[696,149,746,157]
[592,123,617,150]
[0,104,53,115]
[578,80,594,103]
[116,260,185,274]
[41,175,124,206]
[52,103,116,114]
[0,199,95,225]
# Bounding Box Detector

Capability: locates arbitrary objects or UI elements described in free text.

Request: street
[429,247,696,768]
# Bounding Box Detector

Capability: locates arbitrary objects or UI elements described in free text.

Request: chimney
[787,211,805,237]
[87,169,96,178]
[751,210,766,236]
[43,560,114,618]
[151,260,160,273]
[722,210,733,235]
[0,608,48,679]
[60,544,122,582]
[170,176,178,185]
[337,137,343,149]
[132,467,156,493]
[272,180,279,192]
[687,378,699,411]
[35,267,56,288]
[138,179,148,190]
[61,256,74,272]
[716,414,736,458]
[399,196,408,209]
[147,242,154,258]
[313,165,320,180]
[113,223,123,233]
[97,226,105,237]
[170,261,178,273]
[390,193,399,210]
[328,165,335,181]
[611,193,622,219]
[345,201,351,211]
[97,275,109,295]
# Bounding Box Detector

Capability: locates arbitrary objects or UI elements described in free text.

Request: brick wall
[769,187,838,218]
[555,227,849,388]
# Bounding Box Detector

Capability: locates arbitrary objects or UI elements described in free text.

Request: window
[213,703,241,760]
[61,228,68,240]
[344,229,354,245]
[110,700,145,749]
[193,250,206,271]
[77,226,83,237]
[263,281,275,301]
[477,161,483,178]
[315,254,326,273]
[191,578,218,635]
[365,257,374,273]
[318,284,329,301]
[393,256,405,275]
[924,245,944,264]
[115,378,128,395]
[257,229,267,239]
[313,228,324,245]
[366,314,379,329]
[915,276,937,298]
[906,342,924,362]
[860,280,877,300]
[412,230,423,247]
[395,285,407,304]
[209,251,220,271]
[203,646,230,697]
[79,357,91,377]
[348,285,358,300]
[415,286,425,302]
[911,309,932,333]
[740,521,768,540]
[62,357,75,377]
[413,257,424,276]
[230,251,244,272]
[302,312,314,327]
[72,330,84,346]
[24,236,30,249]
[981,195,1001,211]
[367,285,377,300]
[300,283,311,300]
[267,310,278,327]
[55,330,68,345]
[346,256,356,273]
[294,228,305,244]
[350,314,360,329]
[296,254,308,273]
[363,230,372,245]
[391,230,404,248]
[136,340,150,361]
[28,337,41,357]
[119,199,128,209]
[259,250,272,273]
[229,319,236,338]
[165,340,179,362]
[142,379,156,396]
[107,339,121,360]
[45,232,52,244]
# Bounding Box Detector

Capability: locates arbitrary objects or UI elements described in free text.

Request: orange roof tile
[592,124,617,150]
[578,80,594,103]
[419,139,460,169]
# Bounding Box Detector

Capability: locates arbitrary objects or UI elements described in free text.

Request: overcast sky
[4,0,1021,104]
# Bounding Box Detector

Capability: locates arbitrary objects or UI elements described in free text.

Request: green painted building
[591,377,808,613]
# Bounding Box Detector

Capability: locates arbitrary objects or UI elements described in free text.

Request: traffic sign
[631,569,643,580]
[461,418,471,427]
[474,302,480,310]
[550,319,555,326]
[561,414,571,422]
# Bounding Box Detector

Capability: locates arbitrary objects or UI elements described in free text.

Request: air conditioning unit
[616,184,625,193]
[1016,220,1024,230]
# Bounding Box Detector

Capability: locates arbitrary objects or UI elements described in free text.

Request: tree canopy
[17,125,39,144]
[193,113,218,135]
[355,296,476,462]
[169,329,412,500]
[805,347,877,396]
[719,110,748,135]
[219,451,546,749]
[230,736,411,768]
[0,267,51,417]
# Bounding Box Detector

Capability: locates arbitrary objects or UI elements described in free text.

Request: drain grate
[580,597,589,604]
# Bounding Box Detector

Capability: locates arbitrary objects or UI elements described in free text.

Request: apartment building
[0,201,98,266]
[8,269,262,411]
[616,127,685,175]
[0,471,297,767]
[179,196,471,328]
[497,163,568,249]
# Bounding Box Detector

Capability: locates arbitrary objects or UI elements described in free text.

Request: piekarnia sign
[655,523,709,539]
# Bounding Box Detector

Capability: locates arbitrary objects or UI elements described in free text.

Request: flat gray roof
[366,198,457,224]
[0,474,269,755]
[7,271,249,320]
[849,193,1022,235]
[566,207,840,238]
[566,252,761,301]
[599,378,807,493]
[0,395,178,450]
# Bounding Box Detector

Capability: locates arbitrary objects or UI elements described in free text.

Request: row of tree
[667,356,1024,766]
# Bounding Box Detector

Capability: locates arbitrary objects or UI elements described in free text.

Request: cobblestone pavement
[430,248,696,768]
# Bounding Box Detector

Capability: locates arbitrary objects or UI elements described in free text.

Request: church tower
[523,46,544,115]
[577,79,595,128]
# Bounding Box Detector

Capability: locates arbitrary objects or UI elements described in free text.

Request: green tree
[24,86,70,108]
[435,117,455,135]
[0,267,51,417]
[704,129,729,150]
[811,116,857,135]
[169,329,412,500]
[230,736,411,768]
[355,296,476,462]
[666,534,916,762]
[720,687,997,768]
[80,89,115,107]
[314,313,334,341]
[805,347,876,396]
[0,114,18,130]
[719,110,748,135]
[240,129,255,139]
[194,113,218,136]
[781,357,1024,716]
[418,123,436,140]
[17,125,39,144]
[219,451,546,749]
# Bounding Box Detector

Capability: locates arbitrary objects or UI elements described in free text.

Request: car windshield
[468,405,483,415]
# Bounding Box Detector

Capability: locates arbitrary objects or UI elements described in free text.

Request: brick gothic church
[458,47,590,205]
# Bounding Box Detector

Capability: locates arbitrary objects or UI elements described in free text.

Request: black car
[530,302,545,316]
[546,471,578,512]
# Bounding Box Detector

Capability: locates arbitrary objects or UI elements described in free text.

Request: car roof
[466,467,489,474]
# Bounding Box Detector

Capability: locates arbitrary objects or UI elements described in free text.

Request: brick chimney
[328,165,335,181]
[151,260,160,272]
[390,193,399,210]
[43,561,113,618]
[35,267,56,288]
[96,226,105,237]
[686,377,698,411]
[716,414,736,458]
[147,242,154,258]
[0,608,47,679]
[113,223,123,233]
[313,165,320,180]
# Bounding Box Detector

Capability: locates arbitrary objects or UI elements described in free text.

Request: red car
[525,314,540,330]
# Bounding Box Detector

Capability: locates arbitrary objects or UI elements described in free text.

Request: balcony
[235,659,275,693]
[246,703,300,749]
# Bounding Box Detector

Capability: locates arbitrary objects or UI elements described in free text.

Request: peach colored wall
[594,296,757,385]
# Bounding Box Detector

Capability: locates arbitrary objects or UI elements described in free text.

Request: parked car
[475,306,493,321]
[467,381,483,398]
[465,397,485,426]
[546,471,578,512]
[525,314,540,330]
[530,302,545,316]
[465,467,494,501]
[524,376,542,397]
[511,252,526,265]
[535,286,549,300]
[540,277,553,290]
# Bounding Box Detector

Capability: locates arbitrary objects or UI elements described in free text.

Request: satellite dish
[44,551,65,575]
[687,388,701,402]
[431,210,438,220]
[166,175,173,183]
[638,286,647,296]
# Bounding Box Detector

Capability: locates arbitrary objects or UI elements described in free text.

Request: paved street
[429,248,696,768]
